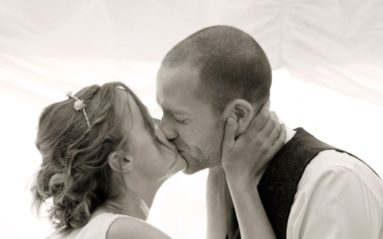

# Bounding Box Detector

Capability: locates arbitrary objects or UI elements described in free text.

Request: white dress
[48,213,130,239]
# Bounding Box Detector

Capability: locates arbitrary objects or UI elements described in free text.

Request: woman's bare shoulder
[107,216,171,239]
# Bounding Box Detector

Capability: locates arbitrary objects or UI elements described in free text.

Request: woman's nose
[158,118,178,141]
[154,122,176,150]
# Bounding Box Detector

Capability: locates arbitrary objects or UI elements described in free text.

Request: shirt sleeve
[287,162,383,239]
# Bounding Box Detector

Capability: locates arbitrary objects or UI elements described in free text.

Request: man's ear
[222,99,254,135]
[107,152,134,174]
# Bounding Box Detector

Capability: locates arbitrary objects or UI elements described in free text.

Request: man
[156,25,383,239]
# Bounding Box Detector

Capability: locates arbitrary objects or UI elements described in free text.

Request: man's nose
[158,117,178,141]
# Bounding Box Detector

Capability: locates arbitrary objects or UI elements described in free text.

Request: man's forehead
[157,92,191,114]
[157,74,199,104]
[158,64,200,85]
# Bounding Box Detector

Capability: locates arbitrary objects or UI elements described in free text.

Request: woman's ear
[107,152,134,174]
[222,99,254,135]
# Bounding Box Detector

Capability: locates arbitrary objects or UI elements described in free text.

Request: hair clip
[66,91,91,130]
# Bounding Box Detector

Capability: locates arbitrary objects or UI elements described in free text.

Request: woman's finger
[222,117,238,151]
[270,124,286,152]
[258,111,275,138]
[274,123,287,146]
[248,101,270,132]
[266,112,282,142]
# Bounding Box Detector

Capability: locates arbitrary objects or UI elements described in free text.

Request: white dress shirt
[284,127,383,239]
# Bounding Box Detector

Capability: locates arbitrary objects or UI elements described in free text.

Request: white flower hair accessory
[73,99,86,111]
[66,91,91,130]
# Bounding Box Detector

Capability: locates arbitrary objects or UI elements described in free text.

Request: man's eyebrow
[163,108,189,116]
[157,97,189,115]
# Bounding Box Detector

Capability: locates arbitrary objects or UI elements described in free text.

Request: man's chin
[171,155,188,172]
[181,164,205,175]
[182,168,195,175]
[180,154,215,174]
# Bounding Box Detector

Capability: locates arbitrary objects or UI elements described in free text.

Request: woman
[32,82,283,238]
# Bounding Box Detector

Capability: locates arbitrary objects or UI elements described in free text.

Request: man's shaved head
[162,25,272,113]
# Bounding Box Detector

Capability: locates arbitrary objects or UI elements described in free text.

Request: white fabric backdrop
[0,0,382,238]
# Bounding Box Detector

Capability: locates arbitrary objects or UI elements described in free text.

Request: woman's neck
[99,180,162,220]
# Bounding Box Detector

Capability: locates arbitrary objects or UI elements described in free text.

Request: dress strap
[74,213,131,239]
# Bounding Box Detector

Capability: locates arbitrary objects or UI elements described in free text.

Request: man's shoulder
[299,150,382,195]
[307,150,369,175]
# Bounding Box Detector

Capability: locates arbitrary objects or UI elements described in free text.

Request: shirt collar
[284,124,296,144]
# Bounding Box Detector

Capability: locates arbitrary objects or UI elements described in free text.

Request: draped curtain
[1,0,382,105]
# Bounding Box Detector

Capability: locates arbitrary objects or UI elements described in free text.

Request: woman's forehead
[116,88,154,133]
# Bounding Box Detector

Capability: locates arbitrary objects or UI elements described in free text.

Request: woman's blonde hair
[31,82,154,231]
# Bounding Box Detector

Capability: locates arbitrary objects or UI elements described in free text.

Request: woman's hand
[221,102,286,184]
[220,102,285,239]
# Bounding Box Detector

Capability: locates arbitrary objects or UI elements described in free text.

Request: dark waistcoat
[231,128,363,239]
